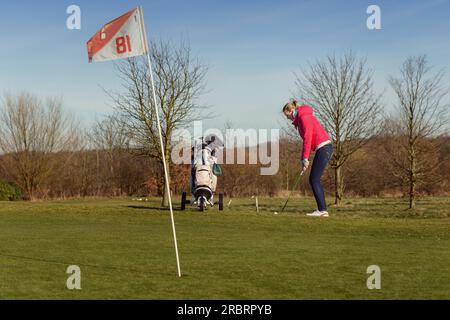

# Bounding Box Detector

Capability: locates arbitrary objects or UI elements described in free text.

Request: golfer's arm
[301,118,313,160]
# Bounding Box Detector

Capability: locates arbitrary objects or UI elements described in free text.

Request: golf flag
[87,7,182,278]
[87,7,148,63]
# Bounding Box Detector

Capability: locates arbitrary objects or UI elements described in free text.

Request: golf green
[0,197,449,299]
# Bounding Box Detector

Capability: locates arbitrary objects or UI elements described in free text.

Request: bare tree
[0,92,80,199]
[107,39,208,206]
[388,55,450,209]
[91,115,129,151]
[90,115,130,195]
[295,51,383,205]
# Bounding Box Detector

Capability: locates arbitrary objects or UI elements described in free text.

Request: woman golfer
[283,100,333,217]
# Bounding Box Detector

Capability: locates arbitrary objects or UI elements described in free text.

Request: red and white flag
[87,7,148,63]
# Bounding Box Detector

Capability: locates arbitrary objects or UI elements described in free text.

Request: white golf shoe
[306,210,329,217]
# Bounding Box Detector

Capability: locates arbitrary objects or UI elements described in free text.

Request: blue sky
[1,0,450,130]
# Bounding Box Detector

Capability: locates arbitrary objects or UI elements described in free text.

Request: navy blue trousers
[309,144,333,211]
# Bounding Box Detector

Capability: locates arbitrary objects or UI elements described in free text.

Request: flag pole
[139,7,182,278]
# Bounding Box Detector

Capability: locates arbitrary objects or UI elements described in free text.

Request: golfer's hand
[301,159,310,173]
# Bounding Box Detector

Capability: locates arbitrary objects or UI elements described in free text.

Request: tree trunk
[161,130,172,207]
[161,159,171,207]
[409,178,416,209]
[409,155,416,209]
[96,150,100,196]
[334,166,343,205]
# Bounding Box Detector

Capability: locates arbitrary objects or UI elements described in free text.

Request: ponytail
[282,99,298,113]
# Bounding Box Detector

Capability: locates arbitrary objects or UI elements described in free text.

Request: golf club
[280,171,304,213]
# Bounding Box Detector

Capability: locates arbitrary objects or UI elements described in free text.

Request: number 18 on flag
[87,7,149,63]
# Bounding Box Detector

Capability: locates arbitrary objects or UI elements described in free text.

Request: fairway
[0,197,449,299]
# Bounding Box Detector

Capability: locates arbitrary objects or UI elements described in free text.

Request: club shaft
[281,173,303,212]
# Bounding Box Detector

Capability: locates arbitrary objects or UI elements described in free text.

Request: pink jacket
[292,105,331,160]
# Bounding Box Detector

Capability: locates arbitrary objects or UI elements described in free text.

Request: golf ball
[274,212,278,215]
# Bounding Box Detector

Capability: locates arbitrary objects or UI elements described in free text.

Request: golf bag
[190,135,223,207]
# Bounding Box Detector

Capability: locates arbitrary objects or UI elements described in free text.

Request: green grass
[0,196,449,299]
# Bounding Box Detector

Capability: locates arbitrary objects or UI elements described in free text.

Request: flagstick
[141,8,181,278]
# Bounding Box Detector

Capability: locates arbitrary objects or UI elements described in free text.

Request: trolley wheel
[199,197,205,212]
[181,192,187,211]
[218,193,224,211]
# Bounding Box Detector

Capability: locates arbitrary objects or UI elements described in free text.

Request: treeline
[221,136,450,198]
[1,46,449,207]
[0,136,449,200]
[282,137,450,198]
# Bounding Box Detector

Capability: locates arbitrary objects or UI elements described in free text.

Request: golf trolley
[180,135,224,212]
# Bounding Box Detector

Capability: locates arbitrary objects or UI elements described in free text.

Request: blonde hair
[282,99,298,113]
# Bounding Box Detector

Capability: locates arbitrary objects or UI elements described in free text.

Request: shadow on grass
[127,205,183,212]
[0,252,173,277]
